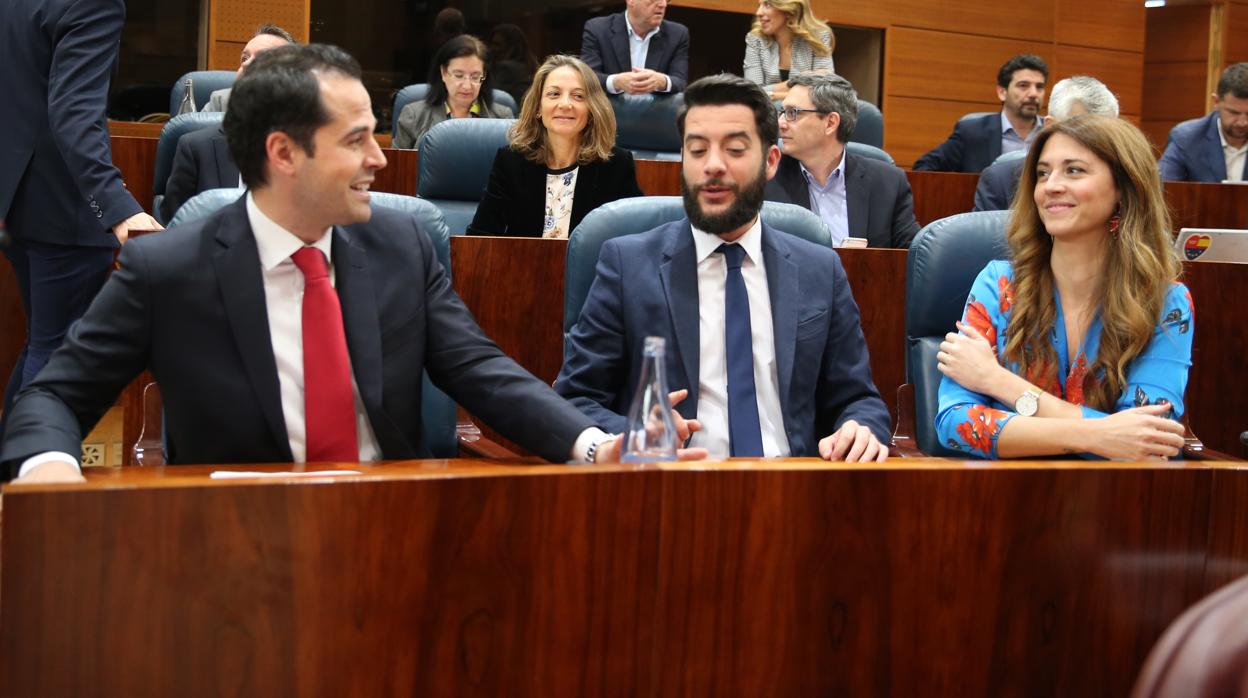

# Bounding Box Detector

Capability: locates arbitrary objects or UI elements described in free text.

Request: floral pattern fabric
[542,167,579,239]
[935,260,1195,458]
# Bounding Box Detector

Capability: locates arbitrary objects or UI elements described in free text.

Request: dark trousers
[1,238,113,442]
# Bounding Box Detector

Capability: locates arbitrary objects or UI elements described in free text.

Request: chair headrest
[851,99,884,148]
[169,71,236,116]
[846,141,894,165]
[611,93,683,154]
[169,187,246,227]
[153,112,226,195]
[990,148,1029,166]
[416,118,516,200]
[904,211,1011,338]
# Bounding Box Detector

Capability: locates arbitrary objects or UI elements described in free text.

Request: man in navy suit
[581,0,689,94]
[0,0,161,436]
[556,74,890,461]
[913,54,1048,173]
[2,44,629,483]
[765,72,918,248]
[1160,63,1248,183]
[159,127,240,222]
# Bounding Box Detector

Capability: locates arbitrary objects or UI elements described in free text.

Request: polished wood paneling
[1057,0,1145,52]
[841,249,905,425]
[1165,181,1248,231]
[1181,259,1248,462]
[1144,5,1211,65]
[107,120,164,138]
[1052,44,1144,117]
[906,170,979,226]
[1227,2,1248,65]
[3,461,1245,696]
[372,147,418,197]
[884,96,1000,168]
[886,28,1053,105]
[1142,62,1211,123]
[886,0,1054,41]
[109,136,160,222]
[0,256,23,400]
[636,158,682,196]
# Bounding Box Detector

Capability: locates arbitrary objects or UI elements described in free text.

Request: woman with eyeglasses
[393,35,513,150]
[935,115,1193,460]
[743,0,834,99]
[469,55,643,238]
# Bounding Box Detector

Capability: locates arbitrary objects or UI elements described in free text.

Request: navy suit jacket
[0,198,596,472]
[764,152,919,248]
[580,13,690,93]
[554,219,891,456]
[160,127,240,223]
[1159,111,1248,183]
[912,112,1002,173]
[0,0,142,247]
[972,155,1025,211]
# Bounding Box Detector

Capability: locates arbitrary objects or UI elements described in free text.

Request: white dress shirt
[605,17,672,94]
[688,218,790,459]
[1219,123,1247,182]
[800,150,848,246]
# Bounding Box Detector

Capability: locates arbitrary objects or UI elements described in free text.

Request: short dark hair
[254,23,296,44]
[1217,62,1248,99]
[224,44,362,189]
[997,54,1049,88]
[425,34,495,110]
[677,73,778,152]
[787,71,858,143]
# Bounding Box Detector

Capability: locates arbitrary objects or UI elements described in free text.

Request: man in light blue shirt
[581,0,690,94]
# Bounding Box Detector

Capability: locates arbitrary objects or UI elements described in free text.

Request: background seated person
[1159,62,1248,183]
[581,0,689,94]
[488,24,538,108]
[743,0,833,99]
[201,24,295,113]
[765,72,918,248]
[936,116,1192,460]
[393,35,513,150]
[469,55,643,238]
[913,54,1048,173]
[974,76,1120,212]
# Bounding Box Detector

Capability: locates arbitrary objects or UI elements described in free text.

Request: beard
[681,162,768,236]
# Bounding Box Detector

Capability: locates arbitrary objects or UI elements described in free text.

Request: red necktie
[291,247,359,461]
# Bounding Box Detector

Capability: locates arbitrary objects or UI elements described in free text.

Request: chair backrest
[611,93,684,161]
[1131,573,1248,698]
[904,210,1011,455]
[165,188,458,456]
[851,99,884,148]
[152,112,225,223]
[846,141,894,165]
[990,148,1028,167]
[169,70,236,116]
[416,117,516,234]
[563,196,831,334]
[390,83,519,135]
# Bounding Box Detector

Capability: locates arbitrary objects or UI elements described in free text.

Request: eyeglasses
[777,106,825,123]
[448,71,486,84]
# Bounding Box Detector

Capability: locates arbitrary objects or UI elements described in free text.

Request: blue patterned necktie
[717,243,764,457]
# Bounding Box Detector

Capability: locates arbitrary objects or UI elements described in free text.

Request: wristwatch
[585,434,616,464]
[1014,388,1041,417]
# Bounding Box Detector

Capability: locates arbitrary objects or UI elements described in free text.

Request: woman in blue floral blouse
[935,115,1193,460]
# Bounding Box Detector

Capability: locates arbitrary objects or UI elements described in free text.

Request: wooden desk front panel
[3,462,1245,696]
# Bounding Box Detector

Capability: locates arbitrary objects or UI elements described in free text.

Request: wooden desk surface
[3,459,1247,696]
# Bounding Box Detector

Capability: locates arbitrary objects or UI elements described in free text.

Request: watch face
[1016,391,1039,417]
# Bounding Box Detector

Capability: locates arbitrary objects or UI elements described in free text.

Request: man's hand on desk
[12,460,85,484]
[819,420,888,463]
[595,389,709,463]
[111,211,163,245]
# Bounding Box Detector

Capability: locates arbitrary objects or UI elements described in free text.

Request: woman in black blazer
[469,55,643,238]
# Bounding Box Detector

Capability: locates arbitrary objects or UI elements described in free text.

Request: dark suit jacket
[1159,111,1247,183]
[580,13,690,93]
[912,112,1002,174]
[554,219,891,455]
[0,198,597,473]
[764,152,920,248]
[972,154,1025,211]
[160,127,240,223]
[468,146,644,237]
[0,0,141,247]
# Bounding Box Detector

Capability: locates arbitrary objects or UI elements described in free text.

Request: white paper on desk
[209,470,363,479]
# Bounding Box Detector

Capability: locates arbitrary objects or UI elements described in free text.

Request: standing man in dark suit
[556,74,890,462]
[581,0,689,95]
[2,44,637,484]
[913,54,1048,173]
[1159,62,1248,183]
[0,0,161,435]
[765,72,918,248]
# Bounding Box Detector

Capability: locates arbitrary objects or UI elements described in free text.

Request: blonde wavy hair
[508,54,617,165]
[1005,115,1182,412]
[749,0,834,56]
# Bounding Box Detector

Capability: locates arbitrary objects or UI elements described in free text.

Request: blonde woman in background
[743,0,833,99]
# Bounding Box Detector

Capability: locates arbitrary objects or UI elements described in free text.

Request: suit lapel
[1205,114,1229,181]
[777,156,812,207]
[611,14,633,72]
[659,223,700,406]
[646,24,667,71]
[844,153,870,241]
[211,128,239,186]
[210,199,292,460]
[987,114,1003,163]
[331,227,383,413]
[762,224,798,424]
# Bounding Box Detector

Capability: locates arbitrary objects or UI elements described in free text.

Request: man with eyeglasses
[765,72,918,249]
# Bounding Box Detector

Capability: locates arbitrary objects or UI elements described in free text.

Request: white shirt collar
[246,191,334,271]
[1000,109,1041,136]
[691,216,764,266]
[798,148,846,190]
